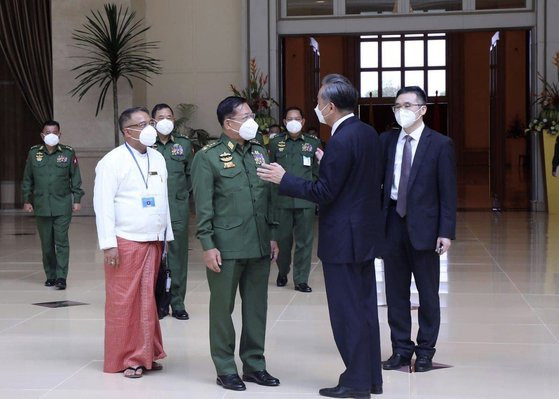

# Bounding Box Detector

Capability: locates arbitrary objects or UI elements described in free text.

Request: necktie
[396,135,412,217]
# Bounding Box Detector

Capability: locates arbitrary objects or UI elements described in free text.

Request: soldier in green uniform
[151,104,193,320]
[269,107,320,293]
[21,120,84,290]
[191,96,280,391]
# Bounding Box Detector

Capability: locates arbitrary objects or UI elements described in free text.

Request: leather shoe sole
[294,283,312,292]
[414,357,433,372]
[382,353,411,370]
[319,385,370,398]
[172,310,189,320]
[276,274,287,287]
[242,370,280,386]
[216,374,246,391]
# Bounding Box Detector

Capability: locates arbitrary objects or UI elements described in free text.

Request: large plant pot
[542,130,559,214]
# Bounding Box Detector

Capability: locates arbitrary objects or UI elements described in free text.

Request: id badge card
[303,156,312,167]
[142,197,156,207]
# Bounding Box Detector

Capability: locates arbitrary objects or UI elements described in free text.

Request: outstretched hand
[257,163,286,185]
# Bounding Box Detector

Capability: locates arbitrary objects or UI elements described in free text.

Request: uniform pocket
[219,168,242,178]
[213,216,243,230]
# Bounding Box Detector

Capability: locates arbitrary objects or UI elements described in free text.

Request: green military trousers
[35,215,72,280]
[206,256,270,375]
[168,218,189,312]
[276,208,315,285]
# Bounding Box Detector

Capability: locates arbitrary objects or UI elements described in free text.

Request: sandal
[123,366,143,378]
[150,361,163,371]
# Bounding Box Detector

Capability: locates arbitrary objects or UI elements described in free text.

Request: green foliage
[70,3,161,114]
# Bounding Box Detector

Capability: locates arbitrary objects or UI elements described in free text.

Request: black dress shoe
[294,282,312,292]
[216,373,246,391]
[44,279,56,287]
[243,369,280,386]
[371,384,383,394]
[414,356,433,372]
[54,278,66,290]
[172,309,189,320]
[382,353,411,370]
[319,385,370,398]
[276,274,287,287]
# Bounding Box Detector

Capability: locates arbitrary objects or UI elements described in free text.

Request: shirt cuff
[99,236,118,250]
[200,236,215,251]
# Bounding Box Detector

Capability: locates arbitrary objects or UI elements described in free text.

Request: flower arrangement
[527,118,558,135]
[231,58,278,131]
[529,52,559,135]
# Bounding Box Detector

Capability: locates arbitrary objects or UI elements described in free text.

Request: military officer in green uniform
[191,96,280,391]
[22,120,84,290]
[151,104,193,320]
[269,107,320,293]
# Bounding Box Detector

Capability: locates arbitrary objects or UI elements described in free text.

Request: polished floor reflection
[0,212,558,398]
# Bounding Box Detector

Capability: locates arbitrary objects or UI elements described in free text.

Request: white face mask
[156,119,174,135]
[286,120,302,135]
[395,108,422,129]
[231,118,259,141]
[43,133,60,146]
[314,103,330,125]
[129,125,157,146]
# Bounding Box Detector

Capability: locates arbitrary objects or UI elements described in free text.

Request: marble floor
[0,212,558,398]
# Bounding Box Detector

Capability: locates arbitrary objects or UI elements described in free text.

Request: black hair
[42,120,60,130]
[118,106,150,133]
[320,74,358,112]
[396,86,427,104]
[151,103,174,118]
[284,106,304,119]
[217,96,247,127]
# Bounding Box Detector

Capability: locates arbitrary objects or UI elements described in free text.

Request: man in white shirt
[93,106,174,379]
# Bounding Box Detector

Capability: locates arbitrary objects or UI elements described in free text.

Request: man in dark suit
[257,74,384,398]
[380,86,456,373]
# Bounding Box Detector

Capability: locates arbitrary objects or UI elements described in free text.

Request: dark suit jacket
[380,126,457,251]
[279,116,385,263]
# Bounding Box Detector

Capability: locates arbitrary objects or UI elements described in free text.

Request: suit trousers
[35,215,72,280]
[276,207,315,284]
[383,206,441,359]
[168,218,189,311]
[322,260,382,390]
[206,256,270,375]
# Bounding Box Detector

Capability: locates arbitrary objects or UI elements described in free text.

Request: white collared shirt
[331,113,354,135]
[390,122,425,200]
[94,144,174,250]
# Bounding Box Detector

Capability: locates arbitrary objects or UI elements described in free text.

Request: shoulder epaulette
[30,144,41,150]
[250,139,265,147]
[305,134,320,141]
[61,144,74,151]
[173,132,191,140]
[201,140,220,152]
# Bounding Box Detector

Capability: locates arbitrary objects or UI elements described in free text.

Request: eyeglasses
[125,120,156,129]
[392,103,426,112]
[229,113,256,123]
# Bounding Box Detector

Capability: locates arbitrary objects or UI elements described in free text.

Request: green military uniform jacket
[192,134,277,260]
[21,144,84,216]
[153,134,193,222]
[269,133,320,209]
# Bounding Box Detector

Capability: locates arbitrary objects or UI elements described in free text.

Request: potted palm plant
[70,3,161,147]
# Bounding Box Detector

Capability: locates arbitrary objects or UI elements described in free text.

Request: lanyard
[125,143,150,189]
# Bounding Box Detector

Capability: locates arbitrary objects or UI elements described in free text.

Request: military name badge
[278,141,286,152]
[252,150,265,165]
[302,143,313,152]
[171,144,184,156]
[35,152,43,162]
[219,152,235,168]
[56,154,68,163]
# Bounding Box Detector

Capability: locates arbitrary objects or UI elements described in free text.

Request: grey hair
[319,74,358,112]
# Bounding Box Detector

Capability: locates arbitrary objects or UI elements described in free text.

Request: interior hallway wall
[51,0,243,215]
